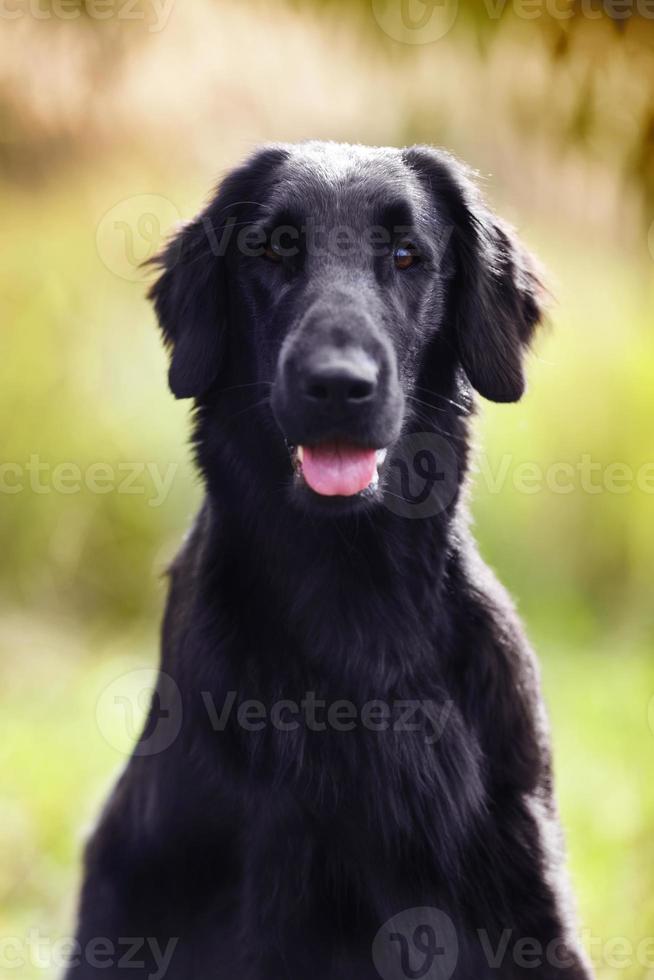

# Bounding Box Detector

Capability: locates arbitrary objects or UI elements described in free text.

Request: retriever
[66,142,592,980]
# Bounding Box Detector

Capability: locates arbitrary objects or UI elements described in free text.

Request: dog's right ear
[148,145,290,400]
[148,215,227,400]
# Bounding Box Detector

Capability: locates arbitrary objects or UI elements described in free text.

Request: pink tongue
[301,443,377,496]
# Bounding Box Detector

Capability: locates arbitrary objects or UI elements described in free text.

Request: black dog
[66,142,592,979]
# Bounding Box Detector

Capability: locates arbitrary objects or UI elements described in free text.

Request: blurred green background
[1,1,653,976]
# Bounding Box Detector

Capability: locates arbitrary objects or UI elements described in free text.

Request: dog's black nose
[303,352,378,410]
[271,300,403,450]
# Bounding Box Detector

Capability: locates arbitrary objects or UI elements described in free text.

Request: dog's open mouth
[290,442,387,497]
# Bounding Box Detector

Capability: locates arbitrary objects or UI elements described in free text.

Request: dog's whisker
[407,393,449,415]
[219,381,274,394]
[413,386,468,412]
[223,396,271,424]
[405,402,468,445]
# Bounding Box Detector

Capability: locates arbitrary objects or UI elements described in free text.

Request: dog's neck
[210,464,454,576]
[199,478,460,679]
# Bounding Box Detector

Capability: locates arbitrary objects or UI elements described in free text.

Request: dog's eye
[393,242,419,270]
[263,240,284,262]
[263,238,284,262]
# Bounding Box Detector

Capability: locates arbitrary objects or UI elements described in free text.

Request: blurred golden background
[1,1,653,976]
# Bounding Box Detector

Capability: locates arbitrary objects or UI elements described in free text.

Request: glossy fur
[66,142,592,979]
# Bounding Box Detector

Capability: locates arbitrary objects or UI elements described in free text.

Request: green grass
[543,642,654,976]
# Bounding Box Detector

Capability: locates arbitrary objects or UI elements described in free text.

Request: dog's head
[150,142,545,514]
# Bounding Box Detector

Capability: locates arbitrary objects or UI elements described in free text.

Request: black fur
[66,142,592,980]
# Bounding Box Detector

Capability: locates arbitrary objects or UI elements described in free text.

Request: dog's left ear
[403,146,547,403]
